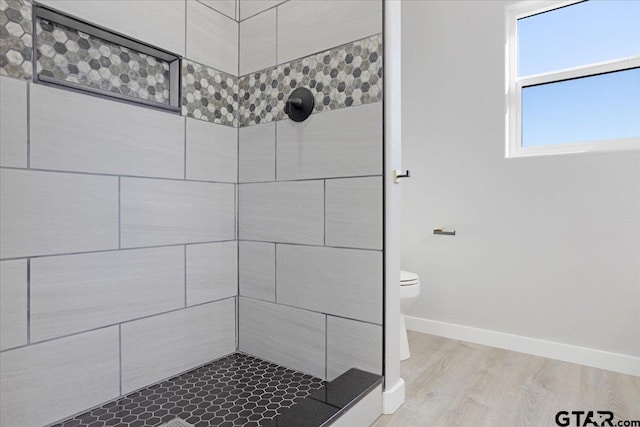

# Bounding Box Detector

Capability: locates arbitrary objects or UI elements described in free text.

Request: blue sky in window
[518,0,640,148]
[522,69,640,147]
[518,0,640,77]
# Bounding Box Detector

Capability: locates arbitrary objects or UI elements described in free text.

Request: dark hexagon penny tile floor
[52,353,326,427]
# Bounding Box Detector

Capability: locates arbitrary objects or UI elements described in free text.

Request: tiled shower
[0,0,386,426]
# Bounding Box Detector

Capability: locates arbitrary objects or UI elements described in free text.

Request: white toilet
[400,270,421,361]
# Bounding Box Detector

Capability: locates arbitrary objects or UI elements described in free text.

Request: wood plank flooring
[373,331,640,426]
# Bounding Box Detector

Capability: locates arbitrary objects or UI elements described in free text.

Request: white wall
[401,0,640,364]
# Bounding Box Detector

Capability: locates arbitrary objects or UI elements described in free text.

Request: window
[506,0,640,157]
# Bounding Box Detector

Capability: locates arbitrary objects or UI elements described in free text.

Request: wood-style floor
[373,331,640,427]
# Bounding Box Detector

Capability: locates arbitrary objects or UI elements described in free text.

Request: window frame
[505,0,640,158]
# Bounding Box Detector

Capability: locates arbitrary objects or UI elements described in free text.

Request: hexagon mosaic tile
[35,17,172,105]
[182,59,239,127]
[0,0,33,80]
[238,34,383,127]
[52,353,325,427]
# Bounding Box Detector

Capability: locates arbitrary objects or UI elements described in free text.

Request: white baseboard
[405,316,640,377]
[382,378,405,414]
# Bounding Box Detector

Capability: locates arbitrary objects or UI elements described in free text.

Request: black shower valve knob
[284,87,315,122]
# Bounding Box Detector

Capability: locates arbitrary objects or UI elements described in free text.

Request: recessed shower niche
[33,3,181,111]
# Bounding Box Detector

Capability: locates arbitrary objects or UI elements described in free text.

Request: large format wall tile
[239,297,326,379]
[198,0,237,20]
[0,260,27,351]
[277,245,382,324]
[30,84,185,179]
[0,76,27,167]
[0,327,120,427]
[326,316,382,381]
[0,169,119,259]
[239,8,276,75]
[277,0,382,64]
[239,241,275,302]
[239,0,285,21]
[37,0,186,56]
[238,34,382,127]
[186,118,238,183]
[276,103,382,180]
[121,299,236,393]
[186,1,238,76]
[187,242,238,306]
[239,122,275,183]
[325,177,383,250]
[120,178,235,248]
[239,181,324,244]
[30,247,185,342]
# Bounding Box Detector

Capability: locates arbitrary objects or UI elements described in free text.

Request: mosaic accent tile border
[52,353,326,427]
[238,34,383,127]
[36,17,172,105]
[182,59,239,127]
[0,0,33,80]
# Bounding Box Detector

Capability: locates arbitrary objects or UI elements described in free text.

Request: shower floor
[52,353,326,427]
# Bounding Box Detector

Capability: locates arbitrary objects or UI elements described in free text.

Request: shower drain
[158,418,194,427]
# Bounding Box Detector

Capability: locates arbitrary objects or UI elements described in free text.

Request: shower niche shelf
[33,3,181,112]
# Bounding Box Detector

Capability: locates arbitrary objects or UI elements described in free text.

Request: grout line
[0,165,239,185]
[0,296,238,354]
[118,325,122,396]
[237,31,383,79]
[26,258,31,344]
[239,296,383,328]
[0,239,239,262]
[274,121,277,181]
[325,315,328,380]
[237,240,382,253]
[238,173,383,185]
[184,117,187,180]
[275,5,279,68]
[184,245,188,307]
[26,82,30,168]
[273,243,277,303]
[194,0,237,21]
[118,176,121,249]
[323,180,326,246]
[238,0,289,23]
[184,0,188,58]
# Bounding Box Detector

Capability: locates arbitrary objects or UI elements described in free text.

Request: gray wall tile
[121,299,236,393]
[0,76,27,168]
[325,177,382,250]
[121,178,235,248]
[37,0,186,56]
[239,181,324,244]
[277,0,382,63]
[187,242,238,306]
[197,0,237,20]
[30,85,185,179]
[239,241,275,302]
[0,260,27,351]
[239,8,276,75]
[0,327,120,427]
[276,103,382,180]
[187,1,239,75]
[30,247,185,342]
[239,122,275,183]
[239,0,285,20]
[239,297,326,378]
[326,316,382,381]
[186,118,238,183]
[0,169,119,259]
[277,244,382,324]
